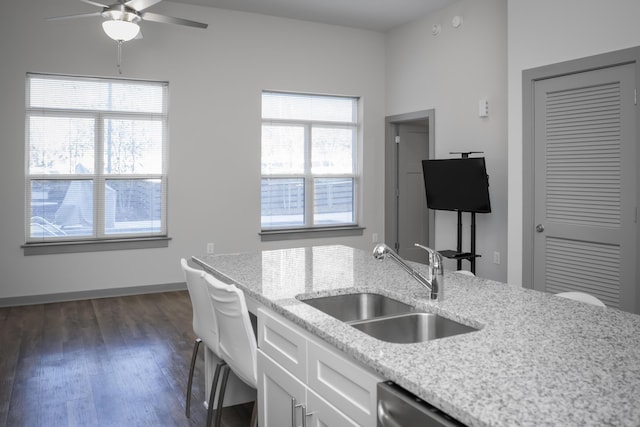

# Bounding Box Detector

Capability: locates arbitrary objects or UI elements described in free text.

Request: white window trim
[261,91,361,236]
[24,73,169,253]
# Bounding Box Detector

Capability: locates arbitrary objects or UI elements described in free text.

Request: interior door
[397,122,429,263]
[532,63,637,311]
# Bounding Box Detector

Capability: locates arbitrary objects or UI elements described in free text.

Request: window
[261,91,359,231]
[25,73,168,244]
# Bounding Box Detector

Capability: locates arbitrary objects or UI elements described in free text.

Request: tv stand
[437,151,482,274]
[438,211,481,274]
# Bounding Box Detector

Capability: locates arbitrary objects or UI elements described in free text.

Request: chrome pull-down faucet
[372,243,444,301]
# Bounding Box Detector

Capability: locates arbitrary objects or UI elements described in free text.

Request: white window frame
[260,91,363,240]
[23,73,169,254]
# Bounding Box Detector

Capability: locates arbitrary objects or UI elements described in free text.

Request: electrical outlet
[372,233,379,243]
[493,251,500,264]
[207,243,215,254]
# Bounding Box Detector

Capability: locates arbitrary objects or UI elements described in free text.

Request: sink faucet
[372,243,444,301]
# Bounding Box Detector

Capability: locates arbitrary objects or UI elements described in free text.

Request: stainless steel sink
[350,312,478,344]
[298,293,413,322]
[298,292,478,343]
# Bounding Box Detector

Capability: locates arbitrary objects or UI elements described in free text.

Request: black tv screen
[422,158,491,213]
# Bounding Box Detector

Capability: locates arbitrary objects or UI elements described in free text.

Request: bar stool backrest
[205,274,258,389]
[181,258,220,354]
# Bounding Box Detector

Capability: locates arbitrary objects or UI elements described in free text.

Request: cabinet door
[306,388,360,427]
[258,350,306,427]
[307,341,381,426]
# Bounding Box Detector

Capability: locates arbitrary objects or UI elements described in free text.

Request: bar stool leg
[185,338,201,418]
[213,365,231,427]
[206,361,227,427]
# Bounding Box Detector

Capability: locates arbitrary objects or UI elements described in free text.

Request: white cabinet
[258,350,306,427]
[306,388,359,427]
[307,341,380,426]
[259,350,358,427]
[259,306,307,382]
[258,308,382,427]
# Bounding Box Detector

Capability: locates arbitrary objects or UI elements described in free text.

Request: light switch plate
[479,99,489,117]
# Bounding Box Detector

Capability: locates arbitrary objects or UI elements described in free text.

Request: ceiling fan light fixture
[102,19,140,42]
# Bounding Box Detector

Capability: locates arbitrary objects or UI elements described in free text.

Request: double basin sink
[297,293,477,344]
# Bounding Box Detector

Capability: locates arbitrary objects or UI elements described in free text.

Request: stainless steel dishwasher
[377,381,468,427]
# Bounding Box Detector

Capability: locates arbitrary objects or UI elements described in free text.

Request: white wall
[0,0,386,300]
[507,0,640,285]
[386,0,508,281]
[12,0,638,299]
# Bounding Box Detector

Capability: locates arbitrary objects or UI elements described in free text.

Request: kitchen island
[193,244,640,427]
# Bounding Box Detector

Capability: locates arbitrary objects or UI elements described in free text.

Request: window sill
[22,236,171,256]
[259,226,364,242]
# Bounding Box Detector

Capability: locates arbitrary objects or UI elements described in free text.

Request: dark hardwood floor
[0,291,253,427]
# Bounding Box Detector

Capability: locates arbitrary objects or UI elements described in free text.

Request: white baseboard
[0,282,187,307]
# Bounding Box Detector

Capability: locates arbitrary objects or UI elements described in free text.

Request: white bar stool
[555,291,606,307]
[205,274,258,427]
[180,259,227,423]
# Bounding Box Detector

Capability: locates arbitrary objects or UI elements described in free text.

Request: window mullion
[95,114,105,238]
[305,123,313,226]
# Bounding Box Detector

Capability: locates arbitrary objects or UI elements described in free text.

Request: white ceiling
[167,0,456,32]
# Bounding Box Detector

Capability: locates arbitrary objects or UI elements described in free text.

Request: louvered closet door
[533,63,637,311]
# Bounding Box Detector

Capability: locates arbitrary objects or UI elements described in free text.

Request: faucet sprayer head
[373,243,391,260]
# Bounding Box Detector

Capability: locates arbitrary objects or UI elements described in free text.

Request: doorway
[523,48,639,313]
[384,110,435,263]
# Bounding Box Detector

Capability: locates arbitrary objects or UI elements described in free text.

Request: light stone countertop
[193,244,640,427]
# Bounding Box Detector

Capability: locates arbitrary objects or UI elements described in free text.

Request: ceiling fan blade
[141,11,208,29]
[125,0,162,12]
[46,12,102,21]
[79,0,109,8]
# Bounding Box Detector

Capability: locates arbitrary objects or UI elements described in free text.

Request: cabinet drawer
[307,340,382,427]
[258,308,307,382]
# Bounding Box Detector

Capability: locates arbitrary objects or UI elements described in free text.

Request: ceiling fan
[47,0,208,72]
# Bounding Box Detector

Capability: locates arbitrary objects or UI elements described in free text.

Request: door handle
[291,398,299,427]
[291,397,310,427]
[301,405,314,427]
[536,224,545,233]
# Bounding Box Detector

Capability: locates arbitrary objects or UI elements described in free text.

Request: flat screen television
[422,157,491,213]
